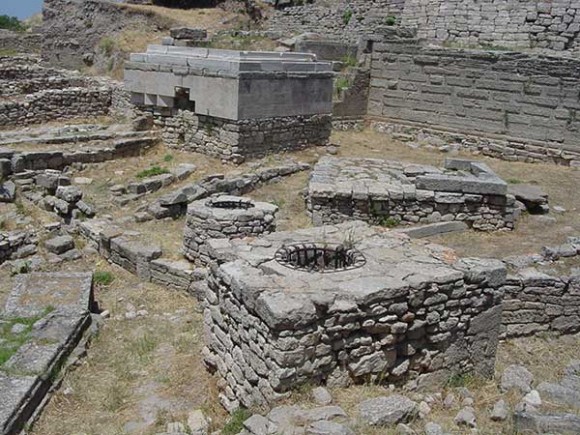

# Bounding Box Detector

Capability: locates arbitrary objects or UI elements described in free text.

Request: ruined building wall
[368,40,580,166]
[152,110,332,163]
[400,0,580,52]
[0,30,41,54]
[267,0,406,41]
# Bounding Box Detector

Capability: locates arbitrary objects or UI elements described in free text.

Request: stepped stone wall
[368,40,580,165]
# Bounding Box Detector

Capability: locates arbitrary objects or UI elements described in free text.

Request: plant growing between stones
[340,55,358,68]
[385,15,397,26]
[222,408,252,435]
[94,270,114,286]
[335,76,351,91]
[378,216,400,228]
[342,9,353,25]
[136,166,170,179]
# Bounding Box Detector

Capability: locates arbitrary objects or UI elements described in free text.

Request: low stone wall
[202,222,506,411]
[183,196,278,265]
[153,110,332,163]
[0,230,38,264]
[368,40,580,166]
[500,238,580,338]
[79,219,206,294]
[0,30,41,54]
[0,87,112,127]
[0,136,157,176]
[307,157,518,231]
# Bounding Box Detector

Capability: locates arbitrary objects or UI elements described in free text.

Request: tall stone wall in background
[0,30,41,54]
[368,40,580,163]
[400,0,580,51]
[267,0,405,41]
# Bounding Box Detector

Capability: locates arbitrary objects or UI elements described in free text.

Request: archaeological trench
[2,0,580,434]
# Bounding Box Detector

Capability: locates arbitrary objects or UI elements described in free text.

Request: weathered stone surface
[537,382,580,409]
[312,387,333,406]
[358,395,418,426]
[501,365,534,394]
[56,185,83,203]
[44,235,74,255]
[508,184,549,214]
[491,399,508,421]
[454,406,476,428]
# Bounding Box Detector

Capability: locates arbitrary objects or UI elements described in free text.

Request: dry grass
[29,259,227,435]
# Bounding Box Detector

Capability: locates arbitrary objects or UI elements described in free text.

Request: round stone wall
[183,195,278,264]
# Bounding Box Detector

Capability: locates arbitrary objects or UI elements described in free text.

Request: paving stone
[44,235,75,255]
[358,395,418,426]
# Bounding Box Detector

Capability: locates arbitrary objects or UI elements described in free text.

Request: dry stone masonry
[183,195,278,265]
[202,221,506,411]
[125,46,333,162]
[307,157,517,231]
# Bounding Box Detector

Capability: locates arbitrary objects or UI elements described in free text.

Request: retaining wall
[368,40,580,166]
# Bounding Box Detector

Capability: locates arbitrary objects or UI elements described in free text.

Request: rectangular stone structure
[124,46,334,162]
[307,157,517,231]
[202,221,506,411]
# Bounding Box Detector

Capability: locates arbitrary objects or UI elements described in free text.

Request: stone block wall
[153,110,332,163]
[267,0,405,41]
[500,238,580,338]
[201,222,506,411]
[400,0,580,51]
[0,230,38,264]
[333,67,370,121]
[0,87,111,127]
[368,40,580,164]
[307,157,518,232]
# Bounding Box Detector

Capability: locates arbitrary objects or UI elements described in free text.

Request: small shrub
[507,178,522,184]
[94,270,114,286]
[0,49,18,57]
[342,9,353,25]
[136,166,170,179]
[446,372,475,388]
[163,154,174,162]
[335,76,351,91]
[385,15,397,26]
[99,36,116,57]
[222,408,252,435]
[378,216,400,228]
[340,55,358,68]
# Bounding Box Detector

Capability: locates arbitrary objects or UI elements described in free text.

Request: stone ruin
[201,221,506,411]
[308,157,518,231]
[124,46,334,162]
[183,195,278,265]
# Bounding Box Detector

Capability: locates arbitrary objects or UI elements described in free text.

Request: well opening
[206,198,255,209]
[275,243,366,272]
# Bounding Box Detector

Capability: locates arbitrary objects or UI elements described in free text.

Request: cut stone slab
[508,184,549,214]
[358,395,418,426]
[0,373,38,434]
[394,221,468,239]
[44,235,75,254]
[4,272,93,317]
[500,364,534,394]
[306,420,355,435]
[537,382,580,409]
[514,408,580,434]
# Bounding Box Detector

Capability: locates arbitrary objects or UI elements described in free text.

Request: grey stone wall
[0,30,41,54]
[307,157,518,232]
[202,222,506,411]
[0,230,38,264]
[500,238,580,338]
[0,87,112,127]
[153,110,332,163]
[368,40,580,161]
[400,0,580,52]
[267,0,405,41]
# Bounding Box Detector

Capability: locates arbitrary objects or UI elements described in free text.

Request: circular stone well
[183,195,278,264]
